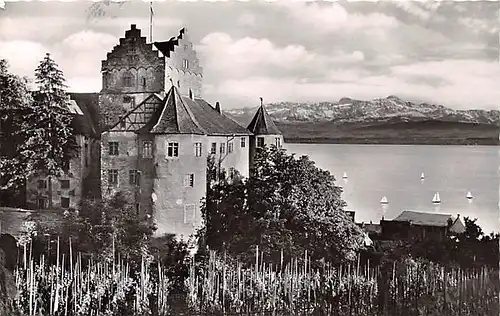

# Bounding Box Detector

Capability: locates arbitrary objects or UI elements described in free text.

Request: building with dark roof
[100,25,283,238]
[380,210,466,242]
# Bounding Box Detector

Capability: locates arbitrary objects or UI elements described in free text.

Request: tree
[0,59,33,203]
[199,145,365,266]
[17,53,78,207]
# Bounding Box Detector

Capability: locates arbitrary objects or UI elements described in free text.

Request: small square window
[167,142,179,157]
[240,137,246,148]
[109,142,119,156]
[60,180,70,189]
[129,170,140,185]
[108,169,119,186]
[184,174,195,187]
[194,143,202,157]
[61,197,70,208]
[37,179,47,189]
[143,141,153,157]
[257,137,265,148]
[210,143,217,155]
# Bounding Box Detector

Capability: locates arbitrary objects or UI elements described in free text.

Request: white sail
[380,196,388,204]
[466,191,473,199]
[342,172,348,179]
[432,192,441,203]
[420,173,425,180]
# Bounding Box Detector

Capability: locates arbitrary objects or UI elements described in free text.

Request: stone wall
[163,29,203,98]
[153,134,207,239]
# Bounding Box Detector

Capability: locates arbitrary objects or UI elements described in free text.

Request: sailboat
[466,191,473,200]
[420,173,425,180]
[380,196,389,204]
[432,192,441,204]
[342,172,348,179]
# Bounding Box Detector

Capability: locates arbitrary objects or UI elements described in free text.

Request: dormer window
[183,59,189,69]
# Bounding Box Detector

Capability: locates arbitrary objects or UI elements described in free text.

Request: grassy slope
[276,120,500,145]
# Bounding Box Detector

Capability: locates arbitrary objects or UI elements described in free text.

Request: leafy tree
[0,59,33,202]
[199,145,365,266]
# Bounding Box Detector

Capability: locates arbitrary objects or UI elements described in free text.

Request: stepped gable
[143,86,205,134]
[153,28,186,58]
[247,102,282,135]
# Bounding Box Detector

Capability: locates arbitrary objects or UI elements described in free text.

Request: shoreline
[284,137,500,146]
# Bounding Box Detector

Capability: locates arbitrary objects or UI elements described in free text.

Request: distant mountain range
[225,95,500,127]
[224,96,500,145]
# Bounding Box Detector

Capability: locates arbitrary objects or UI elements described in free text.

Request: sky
[0,0,499,110]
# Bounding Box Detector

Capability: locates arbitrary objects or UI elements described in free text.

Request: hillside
[225,96,500,145]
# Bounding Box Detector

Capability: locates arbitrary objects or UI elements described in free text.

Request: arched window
[123,73,133,87]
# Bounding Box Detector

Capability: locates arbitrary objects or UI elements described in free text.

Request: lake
[284,143,500,235]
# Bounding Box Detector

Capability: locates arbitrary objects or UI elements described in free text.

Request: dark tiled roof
[393,210,456,227]
[148,86,205,135]
[153,28,186,58]
[69,93,99,137]
[247,104,281,135]
[183,97,252,136]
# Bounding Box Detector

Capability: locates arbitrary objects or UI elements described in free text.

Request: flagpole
[149,1,153,42]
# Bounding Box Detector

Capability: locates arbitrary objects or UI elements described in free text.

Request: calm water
[285,144,500,234]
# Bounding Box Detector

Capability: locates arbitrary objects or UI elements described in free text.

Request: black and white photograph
[0,0,499,315]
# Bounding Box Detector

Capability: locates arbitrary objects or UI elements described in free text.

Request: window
[109,142,119,156]
[142,77,146,88]
[60,180,70,189]
[143,141,153,157]
[167,142,179,157]
[37,179,47,189]
[275,137,282,148]
[228,142,234,153]
[119,117,126,129]
[184,204,196,224]
[240,137,246,148]
[177,80,180,88]
[184,173,195,187]
[108,169,119,186]
[123,74,132,87]
[61,197,70,208]
[220,143,225,155]
[84,143,89,167]
[129,170,140,185]
[183,59,189,69]
[210,143,217,155]
[229,167,235,180]
[194,143,202,157]
[37,198,47,209]
[136,203,140,215]
[123,96,133,103]
[257,137,265,148]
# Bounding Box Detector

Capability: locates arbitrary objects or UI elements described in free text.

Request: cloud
[236,12,256,27]
[0,40,49,78]
[280,2,399,34]
[61,30,116,52]
[198,32,365,81]
[209,59,500,110]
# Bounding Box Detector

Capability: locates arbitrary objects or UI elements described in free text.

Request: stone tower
[99,24,165,130]
[153,28,203,98]
[247,98,284,171]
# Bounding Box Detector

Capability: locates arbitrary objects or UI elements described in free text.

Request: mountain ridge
[224,95,500,127]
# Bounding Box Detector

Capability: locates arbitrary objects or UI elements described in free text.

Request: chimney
[131,24,137,30]
[215,102,221,114]
[189,89,194,100]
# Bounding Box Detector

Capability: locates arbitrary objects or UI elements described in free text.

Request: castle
[19,24,284,239]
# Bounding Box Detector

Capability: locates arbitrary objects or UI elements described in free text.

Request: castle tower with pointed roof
[247,97,284,171]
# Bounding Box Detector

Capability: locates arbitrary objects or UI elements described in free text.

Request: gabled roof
[247,103,281,135]
[107,93,164,131]
[146,86,205,134]
[138,86,251,136]
[393,210,459,227]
